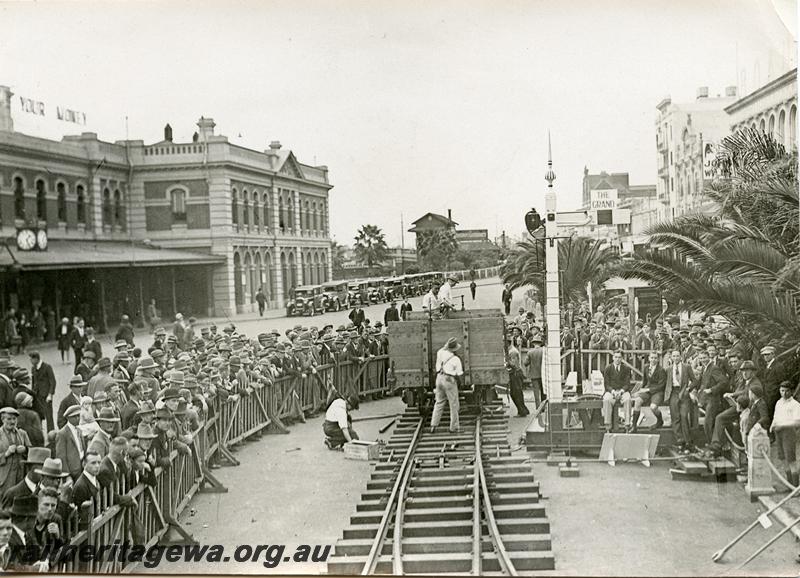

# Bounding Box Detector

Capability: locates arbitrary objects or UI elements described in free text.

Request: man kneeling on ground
[323,394,360,450]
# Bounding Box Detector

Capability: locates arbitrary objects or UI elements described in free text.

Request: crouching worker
[323,394,360,450]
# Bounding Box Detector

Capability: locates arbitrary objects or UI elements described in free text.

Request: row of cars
[286,272,447,317]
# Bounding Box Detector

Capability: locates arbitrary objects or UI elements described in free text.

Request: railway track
[327,405,555,575]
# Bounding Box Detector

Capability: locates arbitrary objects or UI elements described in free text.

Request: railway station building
[0,85,333,330]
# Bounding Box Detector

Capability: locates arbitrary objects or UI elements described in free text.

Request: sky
[1,0,796,247]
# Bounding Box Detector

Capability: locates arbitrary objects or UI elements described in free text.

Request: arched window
[312,202,318,232]
[76,185,86,224]
[243,192,250,227]
[102,188,112,226]
[57,182,67,222]
[768,114,776,135]
[13,177,25,220]
[170,188,187,223]
[286,193,294,231]
[234,253,244,306]
[231,188,239,225]
[278,195,285,231]
[263,193,270,229]
[759,118,766,133]
[253,192,260,227]
[790,105,797,148]
[778,109,786,144]
[36,179,47,221]
[113,189,123,227]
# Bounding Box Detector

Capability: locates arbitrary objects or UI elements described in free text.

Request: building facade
[725,67,797,149]
[0,85,333,328]
[654,86,738,220]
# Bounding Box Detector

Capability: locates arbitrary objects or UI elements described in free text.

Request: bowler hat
[96,407,120,422]
[35,457,69,479]
[24,446,51,465]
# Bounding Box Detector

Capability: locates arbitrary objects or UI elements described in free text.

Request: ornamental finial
[545,131,556,187]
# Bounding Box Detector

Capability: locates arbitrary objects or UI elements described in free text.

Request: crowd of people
[0,307,400,571]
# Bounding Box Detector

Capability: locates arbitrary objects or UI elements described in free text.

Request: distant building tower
[164,123,173,142]
[0,86,14,132]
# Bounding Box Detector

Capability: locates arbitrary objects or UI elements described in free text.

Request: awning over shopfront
[0,240,225,271]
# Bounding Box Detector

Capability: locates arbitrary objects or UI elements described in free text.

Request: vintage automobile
[286,285,324,316]
[383,276,405,302]
[347,280,370,306]
[320,281,350,311]
[366,279,385,304]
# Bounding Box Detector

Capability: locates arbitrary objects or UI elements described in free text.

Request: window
[36,179,47,221]
[170,188,187,223]
[778,110,786,144]
[232,188,239,225]
[113,189,123,227]
[263,194,270,229]
[57,182,67,222]
[279,195,285,231]
[253,193,259,227]
[76,185,86,223]
[243,195,250,226]
[13,177,25,219]
[759,118,766,133]
[102,188,112,225]
[768,114,776,136]
[790,105,797,148]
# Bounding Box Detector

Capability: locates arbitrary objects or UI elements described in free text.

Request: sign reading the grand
[589,188,618,210]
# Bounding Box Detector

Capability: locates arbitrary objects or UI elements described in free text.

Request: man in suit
[56,376,85,430]
[119,382,142,431]
[97,437,134,507]
[70,451,101,516]
[400,297,413,321]
[54,406,85,481]
[74,352,95,388]
[632,351,667,431]
[695,349,729,444]
[760,345,785,427]
[523,336,544,407]
[602,350,633,432]
[348,305,366,330]
[706,360,761,457]
[28,352,56,433]
[665,349,697,453]
[86,358,115,398]
[84,328,102,362]
[87,408,119,459]
[0,447,49,510]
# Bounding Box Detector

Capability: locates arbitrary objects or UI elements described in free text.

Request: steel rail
[361,417,423,575]
[392,456,417,574]
[476,415,518,576]
[471,416,482,575]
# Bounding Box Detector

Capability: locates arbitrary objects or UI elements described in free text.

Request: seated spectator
[632,352,667,431]
[602,350,632,432]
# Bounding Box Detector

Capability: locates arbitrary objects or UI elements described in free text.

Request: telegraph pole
[400,213,405,275]
[543,133,563,401]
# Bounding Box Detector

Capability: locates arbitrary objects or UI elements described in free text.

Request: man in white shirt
[437,276,457,311]
[323,394,360,450]
[431,338,464,434]
[771,381,800,487]
[422,286,440,313]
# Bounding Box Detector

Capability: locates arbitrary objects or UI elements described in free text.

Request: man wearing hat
[112,351,132,383]
[704,359,761,457]
[115,314,135,347]
[760,345,786,428]
[0,407,30,495]
[523,335,544,407]
[431,338,465,434]
[75,351,95,386]
[348,304,366,331]
[86,358,115,398]
[87,408,119,459]
[384,301,400,327]
[54,406,85,480]
[323,394,360,450]
[97,437,134,507]
[400,296,413,321]
[29,351,56,434]
[56,376,85,430]
[14,392,43,448]
[128,447,156,488]
[437,275,458,317]
[84,327,102,361]
[120,383,144,430]
[0,447,49,509]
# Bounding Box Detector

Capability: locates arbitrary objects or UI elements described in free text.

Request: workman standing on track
[430,338,464,434]
[323,394,360,450]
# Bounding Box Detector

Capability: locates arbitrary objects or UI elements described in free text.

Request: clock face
[36,229,48,250]
[16,229,36,251]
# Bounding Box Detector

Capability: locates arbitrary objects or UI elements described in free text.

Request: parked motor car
[286,285,324,316]
[320,281,350,311]
[384,277,405,302]
[348,280,370,306]
[366,279,385,304]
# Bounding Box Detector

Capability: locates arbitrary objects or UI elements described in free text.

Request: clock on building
[36,229,48,250]
[15,228,47,251]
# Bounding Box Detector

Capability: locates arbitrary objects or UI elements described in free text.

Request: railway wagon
[388,308,509,414]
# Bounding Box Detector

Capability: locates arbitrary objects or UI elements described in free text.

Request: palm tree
[353,224,389,275]
[501,236,622,304]
[621,127,799,359]
[417,229,458,271]
[330,240,348,278]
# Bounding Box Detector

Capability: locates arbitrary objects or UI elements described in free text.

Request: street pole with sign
[543,135,563,401]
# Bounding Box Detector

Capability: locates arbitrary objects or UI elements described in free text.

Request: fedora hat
[162,387,182,401]
[138,356,156,370]
[64,404,81,419]
[24,446,51,465]
[35,457,69,479]
[97,357,112,370]
[92,391,108,404]
[444,338,461,351]
[168,371,185,385]
[136,423,158,439]
[137,401,156,415]
[155,407,172,420]
[69,375,86,388]
[96,407,120,422]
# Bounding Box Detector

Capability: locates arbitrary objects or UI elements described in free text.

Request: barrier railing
[49,355,393,572]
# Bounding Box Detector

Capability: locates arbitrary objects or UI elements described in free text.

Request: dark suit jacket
[698,362,729,400]
[31,362,56,418]
[603,363,632,392]
[127,465,156,488]
[69,329,86,351]
[665,363,696,399]
[384,307,400,325]
[55,425,85,480]
[120,400,140,430]
[348,309,365,327]
[85,339,102,361]
[400,303,413,320]
[56,393,82,429]
[0,477,35,509]
[746,398,770,434]
[71,473,99,513]
[762,360,786,396]
[641,365,667,397]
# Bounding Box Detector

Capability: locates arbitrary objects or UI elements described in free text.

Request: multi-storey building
[654,86,738,220]
[0,85,333,330]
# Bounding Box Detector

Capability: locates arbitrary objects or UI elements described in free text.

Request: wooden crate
[344,440,380,461]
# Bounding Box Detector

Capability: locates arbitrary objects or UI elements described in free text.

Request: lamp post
[543,133,563,401]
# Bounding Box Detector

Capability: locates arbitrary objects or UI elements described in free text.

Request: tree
[620,127,799,362]
[353,224,389,276]
[330,240,347,279]
[417,229,458,271]
[405,264,421,274]
[501,236,622,304]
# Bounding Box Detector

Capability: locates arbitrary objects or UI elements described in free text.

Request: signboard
[703,141,718,180]
[634,287,662,321]
[590,189,618,210]
[8,86,90,140]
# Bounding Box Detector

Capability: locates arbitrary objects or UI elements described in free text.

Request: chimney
[725,86,737,98]
[192,132,199,143]
[447,209,452,222]
[269,140,282,150]
[696,86,709,99]
[197,116,216,141]
[164,123,173,142]
[0,86,14,132]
